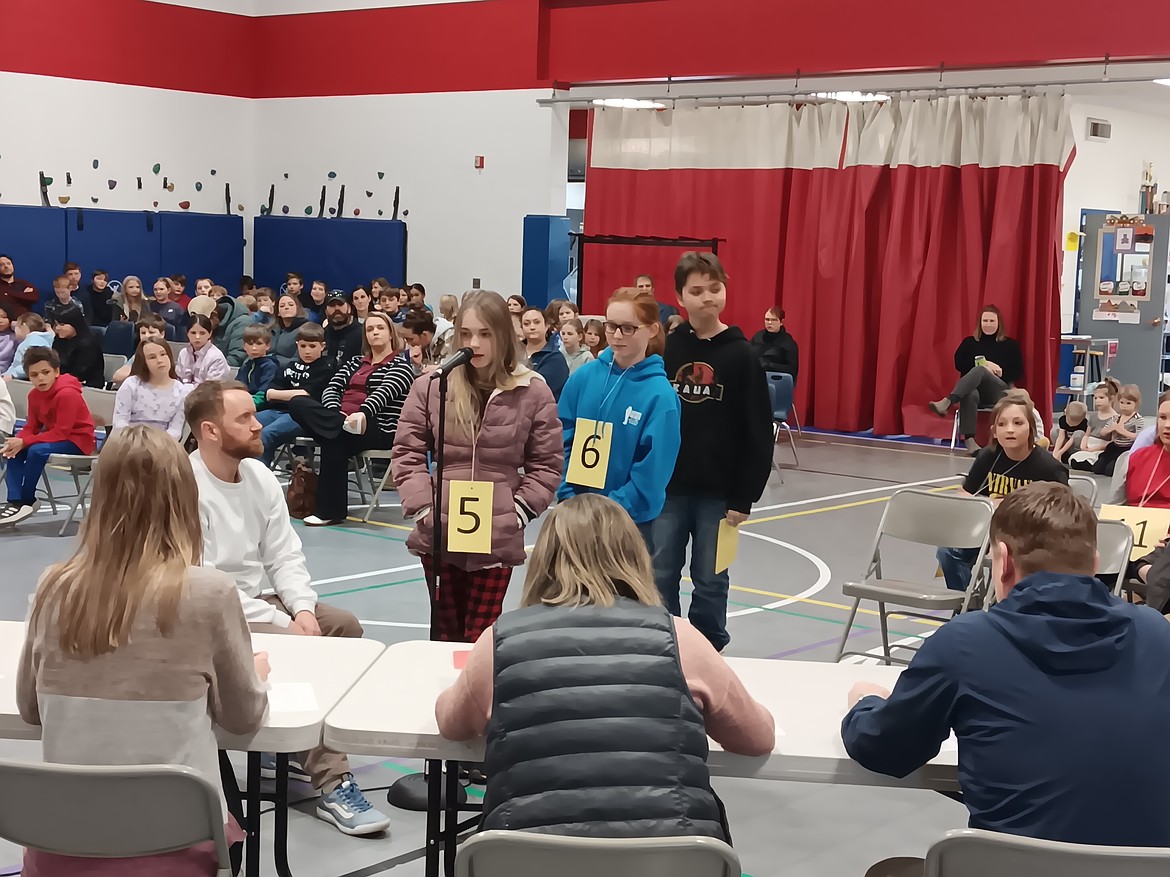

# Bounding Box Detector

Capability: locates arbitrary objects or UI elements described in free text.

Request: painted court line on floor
[745,484,958,526]
[751,475,960,513]
[726,531,832,618]
[311,563,421,587]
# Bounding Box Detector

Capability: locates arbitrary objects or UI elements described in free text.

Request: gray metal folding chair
[102,353,127,386]
[455,831,740,877]
[0,759,231,877]
[924,827,1170,877]
[1097,517,1135,597]
[41,387,118,535]
[1068,474,1099,508]
[836,489,994,665]
[358,449,398,522]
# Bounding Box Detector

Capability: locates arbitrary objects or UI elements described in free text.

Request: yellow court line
[745,484,958,526]
[797,437,957,458]
[346,517,414,532]
[729,583,943,628]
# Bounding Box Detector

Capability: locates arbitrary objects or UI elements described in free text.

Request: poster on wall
[1093,298,1141,324]
[1115,226,1137,253]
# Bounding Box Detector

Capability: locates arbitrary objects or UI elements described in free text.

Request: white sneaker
[0,503,35,526]
[303,515,343,527]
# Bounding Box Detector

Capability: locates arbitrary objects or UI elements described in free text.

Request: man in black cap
[324,290,362,370]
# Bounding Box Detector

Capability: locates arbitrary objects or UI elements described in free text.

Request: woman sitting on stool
[930,305,1023,454]
[436,493,775,841]
[290,312,415,526]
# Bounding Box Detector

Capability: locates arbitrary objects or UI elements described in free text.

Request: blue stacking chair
[765,372,799,467]
[100,320,136,359]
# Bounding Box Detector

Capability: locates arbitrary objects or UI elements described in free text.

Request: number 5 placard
[566,419,613,489]
[448,480,493,554]
[1099,504,1170,561]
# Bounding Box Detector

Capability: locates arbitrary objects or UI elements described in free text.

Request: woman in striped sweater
[288,312,416,526]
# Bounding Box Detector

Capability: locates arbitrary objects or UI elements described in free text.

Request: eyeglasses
[603,321,648,337]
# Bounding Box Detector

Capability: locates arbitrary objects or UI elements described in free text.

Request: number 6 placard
[448,480,494,554]
[566,419,613,489]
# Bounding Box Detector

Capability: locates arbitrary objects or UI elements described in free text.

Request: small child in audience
[238,324,279,406]
[375,286,402,324]
[110,313,168,385]
[285,272,305,300]
[439,293,458,323]
[1,347,96,526]
[207,284,227,302]
[1051,399,1089,464]
[44,275,87,326]
[1088,384,1145,476]
[559,317,593,374]
[256,322,331,466]
[307,279,329,324]
[435,494,775,841]
[112,338,192,440]
[194,277,213,297]
[3,313,55,381]
[176,314,230,385]
[252,288,277,325]
[1070,377,1121,470]
[583,318,608,358]
[0,306,16,374]
[237,293,258,316]
[169,274,192,310]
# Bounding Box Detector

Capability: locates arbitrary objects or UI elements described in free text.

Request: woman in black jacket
[750,307,799,380]
[288,312,416,526]
[51,307,105,388]
[929,305,1023,453]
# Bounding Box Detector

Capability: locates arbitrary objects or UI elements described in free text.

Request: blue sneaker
[259,753,311,784]
[316,774,392,836]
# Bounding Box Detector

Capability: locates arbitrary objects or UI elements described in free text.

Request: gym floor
[0,436,1048,877]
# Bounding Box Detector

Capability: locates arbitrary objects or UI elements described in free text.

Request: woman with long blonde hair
[392,290,562,642]
[17,425,269,875]
[435,494,774,839]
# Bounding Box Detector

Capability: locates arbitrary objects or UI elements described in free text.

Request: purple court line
[768,626,872,660]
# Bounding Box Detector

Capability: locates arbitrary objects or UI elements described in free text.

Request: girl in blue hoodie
[557,288,682,549]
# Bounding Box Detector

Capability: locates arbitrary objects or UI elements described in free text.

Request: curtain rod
[536,75,1157,107]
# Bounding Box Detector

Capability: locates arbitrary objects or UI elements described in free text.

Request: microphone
[431,347,474,377]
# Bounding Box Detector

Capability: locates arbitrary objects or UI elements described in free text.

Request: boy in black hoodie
[255,322,332,466]
[652,252,774,651]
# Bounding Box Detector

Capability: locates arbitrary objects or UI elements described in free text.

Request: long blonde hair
[446,291,521,441]
[521,495,662,609]
[29,426,202,656]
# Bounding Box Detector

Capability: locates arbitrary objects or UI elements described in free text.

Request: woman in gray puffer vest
[435,494,775,841]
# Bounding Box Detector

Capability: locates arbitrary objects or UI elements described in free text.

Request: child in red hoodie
[1,347,95,526]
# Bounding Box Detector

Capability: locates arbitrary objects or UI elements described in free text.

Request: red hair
[608,287,664,357]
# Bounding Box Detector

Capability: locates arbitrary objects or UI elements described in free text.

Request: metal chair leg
[363,462,396,523]
[59,471,92,537]
[782,422,799,467]
[878,601,892,665]
[349,458,370,505]
[792,403,803,436]
[950,411,960,451]
[835,598,862,662]
[39,472,59,515]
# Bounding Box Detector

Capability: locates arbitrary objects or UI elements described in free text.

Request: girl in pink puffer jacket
[392,291,563,642]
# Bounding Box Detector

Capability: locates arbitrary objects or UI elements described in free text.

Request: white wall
[1061,100,1170,330]
[254,90,568,294]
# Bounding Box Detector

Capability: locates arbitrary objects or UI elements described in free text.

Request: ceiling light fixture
[591,98,667,109]
[814,91,891,103]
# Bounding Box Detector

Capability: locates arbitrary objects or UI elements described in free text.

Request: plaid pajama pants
[420,554,514,643]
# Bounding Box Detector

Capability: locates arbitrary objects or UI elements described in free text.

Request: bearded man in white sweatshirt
[184,379,391,837]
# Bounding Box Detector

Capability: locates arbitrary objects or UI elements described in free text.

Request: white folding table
[0,619,385,877]
[325,640,959,877]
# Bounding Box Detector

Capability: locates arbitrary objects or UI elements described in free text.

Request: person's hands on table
[847,682,891,710]
[725,510,749,527]
[253,651,271,682]
[291,611,322,636]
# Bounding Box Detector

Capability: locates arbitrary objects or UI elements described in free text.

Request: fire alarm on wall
[474,155,485,169]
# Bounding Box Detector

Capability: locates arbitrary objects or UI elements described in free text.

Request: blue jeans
[6,441,83,504]
[936,546,979,592]
[651,495,730,651]
[255,409,303,466]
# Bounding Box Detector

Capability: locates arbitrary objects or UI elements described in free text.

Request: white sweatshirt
[190,450,317,628]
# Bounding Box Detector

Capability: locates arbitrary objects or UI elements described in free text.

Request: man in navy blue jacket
[842,482,1170,848]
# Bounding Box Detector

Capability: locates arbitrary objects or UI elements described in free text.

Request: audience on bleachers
[148,277,187,330]
[372,279,403,324]
[184,380,392,836]
[177,315,230,385]
[306,279,328,323]
[85,268,115,329]
[252,287,277,326]
[350,285,372,324]
[558,317,593,373]
[558,288,680,551]
[936,393,1068,592]
[169,274,192,311]
[654,252,773,653]
[1,347,96,526]
[929,305,1023,455]
[0,254,37,316]
[750,306,799,381]
[844,482,1170,854]
[285,272,305,301]
[237,324,279,403]
[436,494,774,841]
[44,274,90,326]
[0,306,15,374]
[211,295,251,366]
[322,291,363,370]
[520,306,569,400]
[3,313,55,381]
[393,291,563,642]
[110,275,148,322]
[271,293,308,367]
[109,313,168,385]
[51,307,104,389]
[17,425,270,876]
[256,322,331,466]
[290,313,415,526]
[112,339,192,440]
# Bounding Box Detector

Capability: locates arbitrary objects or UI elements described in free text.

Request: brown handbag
[285,460,318,520]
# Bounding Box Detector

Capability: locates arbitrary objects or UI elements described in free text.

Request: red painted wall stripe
[3,0,1169,98]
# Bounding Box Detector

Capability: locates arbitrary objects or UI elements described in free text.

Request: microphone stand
[387,365,468,816]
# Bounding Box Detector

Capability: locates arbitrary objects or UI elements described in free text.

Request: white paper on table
[939,735,958,753]
[267,682,319,713]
